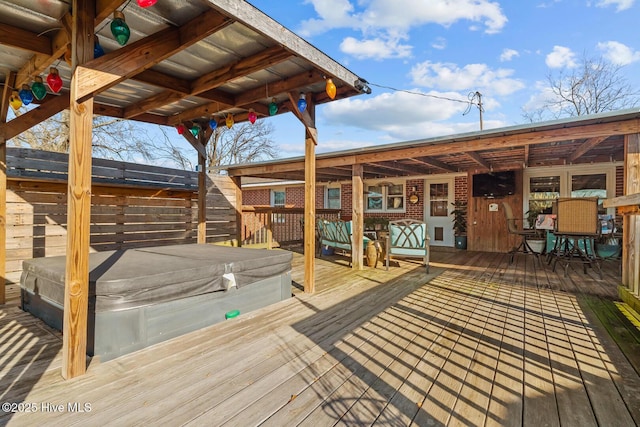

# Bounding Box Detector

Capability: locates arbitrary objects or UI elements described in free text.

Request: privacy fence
[5,148,237,284]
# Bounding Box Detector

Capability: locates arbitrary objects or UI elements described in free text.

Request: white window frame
[524,163,618,217]
[271,189,285,207]
[364,181,405,213]
[325,185,341,209]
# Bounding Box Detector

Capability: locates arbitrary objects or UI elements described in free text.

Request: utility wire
[368,82,478,106]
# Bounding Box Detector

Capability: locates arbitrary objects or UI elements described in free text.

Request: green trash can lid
[225,309,240,319]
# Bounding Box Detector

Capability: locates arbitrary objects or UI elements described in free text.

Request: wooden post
[303,98,316,293]
[62,0,94,379]
[624,134,640,295]
[352,164,364,270]
[0,73,13,305]
[197,152,206,244]
[266,210,273,250]
[231,176,242,246]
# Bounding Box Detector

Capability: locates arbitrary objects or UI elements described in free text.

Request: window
[572,173,607,213]
[429,183,449,217]
[326,187,341,209]
[271,190,285,207]
[528,175,560,214]
[365,183,405,212]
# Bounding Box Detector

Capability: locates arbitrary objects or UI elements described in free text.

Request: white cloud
[432,37,447,50]
[410,61,525,96]
[545,45,577,68]
[597,41,640,65]
[596,0,635,11]
[340,35,412,60]
[500,48,519,62]
[319,90,505,141]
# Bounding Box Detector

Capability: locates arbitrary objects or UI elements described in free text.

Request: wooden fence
[5,148,237,284]
[241,207,341,248]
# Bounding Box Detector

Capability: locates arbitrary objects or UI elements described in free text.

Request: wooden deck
[1,249,640,426]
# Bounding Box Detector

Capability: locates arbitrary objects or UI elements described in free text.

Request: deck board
[1,249,639,426]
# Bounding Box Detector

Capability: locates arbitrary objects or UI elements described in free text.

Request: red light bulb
[46,67,63,93]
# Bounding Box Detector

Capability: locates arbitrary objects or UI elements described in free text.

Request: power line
[368,82,476,106]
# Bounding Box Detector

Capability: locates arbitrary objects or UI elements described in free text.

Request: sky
[239,0,640,159]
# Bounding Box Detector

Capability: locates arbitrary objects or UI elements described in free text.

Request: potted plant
[524,207,545,254]
[451,200,467,250]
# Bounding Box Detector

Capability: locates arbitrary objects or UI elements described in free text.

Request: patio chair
[385,219,430,273]
[502,202,539,264]
[549,197,601,277]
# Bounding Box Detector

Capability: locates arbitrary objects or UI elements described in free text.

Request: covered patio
[1,249,639,425]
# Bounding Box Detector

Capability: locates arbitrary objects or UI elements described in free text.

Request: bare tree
[523,54,640,122]
[206,120,277,172]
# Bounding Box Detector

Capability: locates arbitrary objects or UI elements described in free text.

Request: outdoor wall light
[248,109,257,124]
[297,93,307,113]
[325,78,336,99]
[137,0,157,7]
[46,67,63,93]
[31,76,47,101]
[9,91,22,110]
[18,84,33,105]
[111,11,131,46]
[268,98,278,116]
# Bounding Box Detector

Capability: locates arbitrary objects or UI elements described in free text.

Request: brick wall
[243,188,270,206]
[454,175,468,201]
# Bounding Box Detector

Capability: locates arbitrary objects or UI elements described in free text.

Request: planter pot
[595,243,621,259]
[527,239,545,254]
[455,236,467,250]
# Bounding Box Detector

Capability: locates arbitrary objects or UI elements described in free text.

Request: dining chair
[502,202,539,264]
[549,197,601,277]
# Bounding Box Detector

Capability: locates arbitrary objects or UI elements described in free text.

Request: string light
[176,123,185,135]
[94,36,105,58]
[325,78,336,99]
[31,76,47,101]
[111,11,131,46]
[18,84,34,105]
[9,91,22,110]
[225,113,234,129]
[248,109,257,124]
[297,93,307,113]
[268,98,278,116]
[137,0,157,7]
[46,67,63,93]
[209,118,218,130]
[190,124,200,137]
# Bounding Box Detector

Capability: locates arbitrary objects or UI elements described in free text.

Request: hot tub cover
[21,244,292,312]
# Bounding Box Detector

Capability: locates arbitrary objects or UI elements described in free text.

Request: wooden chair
[385,219,430,273]
[502,202,539,264]
[549,197,601,277]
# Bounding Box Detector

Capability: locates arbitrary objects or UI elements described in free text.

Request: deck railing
[241,207,341,248]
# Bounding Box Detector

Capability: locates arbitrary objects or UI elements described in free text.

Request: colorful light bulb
[190,125,200,137]
[268,98,278,116]
[176,124,185,135]
[46,67,63,93]
[248,109,257,124]
[225,113,234,129]
[110,11,131,46]
[325,78,336,99]
[9,91,22,110]
[297,93,307,113]
[137,0,157,7]
[18,84,34,105]
[209,119,218,130]
[94,36,105,58]
[31,76,47,100]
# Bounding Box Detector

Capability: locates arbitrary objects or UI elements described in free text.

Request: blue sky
[242,0,640,158]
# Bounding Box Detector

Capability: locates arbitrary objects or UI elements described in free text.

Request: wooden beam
[466,151,491,170]
[95,0,127,27]
[0,23,52,55]
[74,9,232,103]
[352,164,364,271]
[409,157,457,173]
[231,176,243,247]
[623,133,640,296]
[567,136,608,163]
[288,92,317,144]
[63,0,94,380]
[524,144,530,168]
[303,101,316,293]
[197,151,206,244]
[0,93,70,140]
[0,72,14,305]
[234,70,323,106]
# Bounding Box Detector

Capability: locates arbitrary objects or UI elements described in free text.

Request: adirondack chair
[385,219,430,273]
